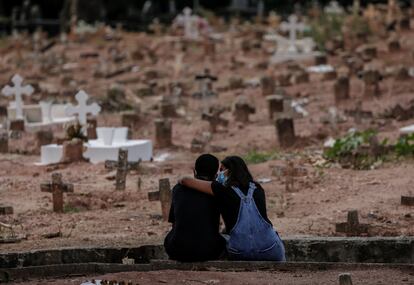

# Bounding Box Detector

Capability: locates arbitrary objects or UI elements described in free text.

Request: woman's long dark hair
[221,156,254,190]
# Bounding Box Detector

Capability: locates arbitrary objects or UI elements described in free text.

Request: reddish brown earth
[0,23,414,254]
[10,268,414,285]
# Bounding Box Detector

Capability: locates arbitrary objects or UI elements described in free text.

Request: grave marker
[0,133,8,153]
[334,76,350,104]
[0,206,13,215]
[233,97,255,123]
[202,106,229,133]
[339,273,353,285]
[335,210,369,236]
[155,118,172,148]
[275,114,296,148]
[114,149,128,190]
[266,94,285,120]
[40,173,74,213]
[65,90,101,129]
[148,178,172,221]
[280,15,307,53]
[1,74,34,120]
[273,161,307,192]
[361,68,382,97]
[401,196,414,206]
[193,69,218,99]
[261,76,275,96]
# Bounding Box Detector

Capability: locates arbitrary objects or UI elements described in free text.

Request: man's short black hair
[195,154,219,181]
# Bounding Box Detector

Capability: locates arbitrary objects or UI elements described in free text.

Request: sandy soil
[10,268,414,285]
[0,22,413,253]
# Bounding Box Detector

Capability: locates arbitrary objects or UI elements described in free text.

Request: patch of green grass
[395,134,414,157]
[64,204,80,213]
[304,13,345,51]
[243,150,279,164]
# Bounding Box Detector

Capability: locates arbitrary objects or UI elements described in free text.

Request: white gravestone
[65,90,101,129]
[1,74,34,119]
[175,7,199,40]
[324,1,344,15]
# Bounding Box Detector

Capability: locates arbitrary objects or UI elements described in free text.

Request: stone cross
[202,106,229,133]
[65,90,101,126]
[105,157,141,172]
[273,160,307,192]
[148,178,172,221]
[176,7,199,39]
[335,210,369,236]
[280,15,307,53]
[40,173,74,213]
[1,74,34,119]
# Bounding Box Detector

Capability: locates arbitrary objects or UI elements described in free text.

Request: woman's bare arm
[179,176,214,196]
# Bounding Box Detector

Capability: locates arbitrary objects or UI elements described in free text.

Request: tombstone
[280,15,307,54]
[266,94,285,120]
[174,7,200,40]
[36,130,54,151]
[202,106,229,133]
[356,45,377,61]
[277,72,292,87]
[335,210,369,236]
[193,69,218,99]
[360,68,382,97]
[401,196,414,206]
[155,118,172,148]
[0,206,13,215]
[261,76,275,96]
[61,138,84,163]
[233,97,255,123]
[65,90,101,133]
[0,133,8,153]
[275,115,295,148]
[1,74,34,125]
[334,76,350,104]
[40,173,74,213]
[160,96,177,118]
[9,119,25,132]
[147,178,172,221]
[339,273,353,285]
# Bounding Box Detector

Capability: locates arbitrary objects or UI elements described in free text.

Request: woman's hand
[178,176,193,185]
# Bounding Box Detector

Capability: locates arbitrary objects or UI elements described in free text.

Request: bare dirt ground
[0,24,414,254]
[10,268,414,285]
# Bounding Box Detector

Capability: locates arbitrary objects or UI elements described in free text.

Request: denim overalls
[226,182,286,261]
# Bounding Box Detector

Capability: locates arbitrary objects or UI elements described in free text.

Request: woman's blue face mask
[216,170,228,185]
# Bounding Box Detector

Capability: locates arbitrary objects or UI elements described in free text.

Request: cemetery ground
[0,9,414,284]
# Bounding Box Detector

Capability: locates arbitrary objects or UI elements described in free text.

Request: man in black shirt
[164,154,225,262]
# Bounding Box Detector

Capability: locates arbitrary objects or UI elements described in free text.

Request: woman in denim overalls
[180,156,286,261]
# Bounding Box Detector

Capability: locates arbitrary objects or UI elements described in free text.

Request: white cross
[176,7,199,39]
[280,15,307,53]
[1,74,34,119]
[325,1,344,15]
[65,90,101,126]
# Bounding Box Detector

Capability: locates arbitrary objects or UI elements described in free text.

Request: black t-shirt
[211,181,272,234]
[164,183,225,262]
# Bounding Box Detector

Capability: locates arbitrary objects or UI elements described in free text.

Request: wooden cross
[1,74,34,119]
[335,210,369,236]
[202,106,229,133]
[105,149,130,191]
[40,173,74,213]
[273,160,307,192]
[148,178,172,221]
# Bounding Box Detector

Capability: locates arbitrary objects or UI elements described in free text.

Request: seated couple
[164,154,286,262]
